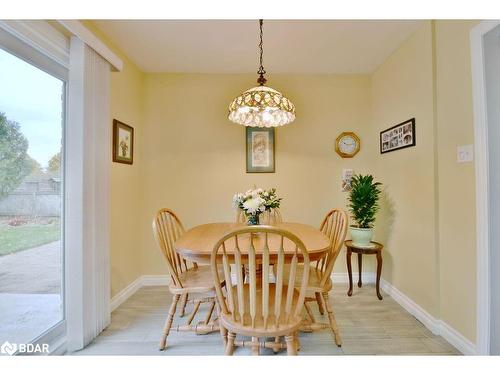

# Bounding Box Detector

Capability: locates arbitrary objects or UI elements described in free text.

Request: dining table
[172,222,332,341]
[174,222,331,265]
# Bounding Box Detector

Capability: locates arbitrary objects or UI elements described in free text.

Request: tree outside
[0,112,60,256]
[28,156,45,177]
[47,151,61,173]
[0,112,34,198]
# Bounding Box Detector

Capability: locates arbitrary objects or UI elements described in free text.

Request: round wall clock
[335,132,360,158]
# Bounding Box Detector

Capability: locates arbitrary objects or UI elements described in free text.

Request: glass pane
[0,47,64,349]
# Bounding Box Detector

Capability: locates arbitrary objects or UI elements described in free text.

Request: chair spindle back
[211,226,310,330]
[316,209,348,286]
[152,208,194,288]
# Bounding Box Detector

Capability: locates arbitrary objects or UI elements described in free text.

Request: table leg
[347,248,353,297]
[357,253,363,288]
[376,251,383,300]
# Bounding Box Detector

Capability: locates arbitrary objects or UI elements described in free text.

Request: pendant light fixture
[228,19,296,127]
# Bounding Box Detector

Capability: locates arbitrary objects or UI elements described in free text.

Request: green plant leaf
[347,174,382,228]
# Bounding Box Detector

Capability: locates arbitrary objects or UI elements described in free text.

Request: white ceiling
[93,20,422,74]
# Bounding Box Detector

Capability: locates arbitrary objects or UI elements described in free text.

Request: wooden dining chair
[152,208,222,350]
[211,226,310,355]
[283,209,348,346]
[235,208,283,225]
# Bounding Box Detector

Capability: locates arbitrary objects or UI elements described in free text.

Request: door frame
[470,19,500,355]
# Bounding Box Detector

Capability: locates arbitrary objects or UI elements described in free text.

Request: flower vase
[246,214,260,226]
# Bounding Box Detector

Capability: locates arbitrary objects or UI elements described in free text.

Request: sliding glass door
[0,45,66,354]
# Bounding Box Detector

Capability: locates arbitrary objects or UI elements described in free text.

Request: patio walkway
[0,293,62,346]
[0,240,61,294]
[0,241,62,346]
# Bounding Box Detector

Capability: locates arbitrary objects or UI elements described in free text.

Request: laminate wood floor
[74,285,460,356]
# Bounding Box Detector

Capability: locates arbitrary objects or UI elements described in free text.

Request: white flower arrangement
[233,187,282,223]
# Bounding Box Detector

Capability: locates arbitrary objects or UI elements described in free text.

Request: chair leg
[285,335,297,355]
[315,292,325,315]
[185,300,201,326]
[159,294,180,350]
[179,293,188,317]
[252,337,260,355]
[225,332,236,355]
[304,302,316,323]
[204,301,215,324]
[322,292,342,347]
[216,302,228,344]
[295,332,301,352]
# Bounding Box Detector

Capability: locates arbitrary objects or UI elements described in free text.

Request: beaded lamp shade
[228,86,295,127]
[228,20,296,127]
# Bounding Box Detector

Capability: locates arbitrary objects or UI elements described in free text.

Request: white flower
[242,197,265,214]
[232,194,240,209]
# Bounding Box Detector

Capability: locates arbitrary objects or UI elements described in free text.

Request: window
[0,46,66,349]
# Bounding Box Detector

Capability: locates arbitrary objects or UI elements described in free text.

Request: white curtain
[65,36,111,351]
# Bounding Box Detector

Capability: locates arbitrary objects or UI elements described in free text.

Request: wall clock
[335,132,360,158]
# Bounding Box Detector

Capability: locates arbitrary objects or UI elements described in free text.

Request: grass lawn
[0,218,60,256]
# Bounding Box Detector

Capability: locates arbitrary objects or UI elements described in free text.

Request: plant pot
[349,226,373,247]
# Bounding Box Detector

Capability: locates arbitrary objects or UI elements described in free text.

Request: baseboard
[332,272,476,354]
[110,275,171,312]
[377,277,476,355]
[110,272,476,354]
[438,320,476,355]
[110,276,143,312]
[141,275,170,286]
[331,272,376,284]
[379,278,440,335]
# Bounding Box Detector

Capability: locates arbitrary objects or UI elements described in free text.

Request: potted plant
[233,187,282,225]
[347,174,382,246]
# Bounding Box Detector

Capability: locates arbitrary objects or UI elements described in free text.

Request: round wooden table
[345,240,384,300]
[174,222,331,264]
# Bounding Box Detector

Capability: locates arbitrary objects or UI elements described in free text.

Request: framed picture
[246,127,275,173]
[380,118,416,154]
[341,168,354,192]
[113,119,134,164]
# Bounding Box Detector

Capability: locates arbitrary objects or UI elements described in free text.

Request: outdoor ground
[0,240,61,294]
[0,239,62,345]
[0,216,60,256]
[0,293,62,347]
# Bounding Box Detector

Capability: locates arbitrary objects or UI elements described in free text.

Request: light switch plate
[457,144,474,163]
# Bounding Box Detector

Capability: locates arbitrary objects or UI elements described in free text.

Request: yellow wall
[370,20,478,342]
[139,73,373,275]
[87,19,479,344]
[83,21,145,296]
[435,20,478,342]
[370,22,439,316]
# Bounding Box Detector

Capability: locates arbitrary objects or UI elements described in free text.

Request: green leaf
[347,174,382,228]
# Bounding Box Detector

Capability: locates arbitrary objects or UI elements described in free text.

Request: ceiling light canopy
[228,20,296,128]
